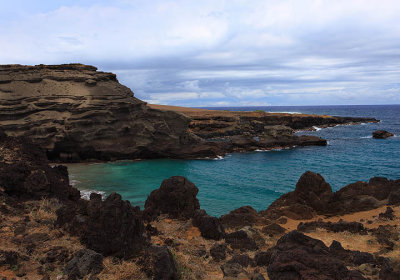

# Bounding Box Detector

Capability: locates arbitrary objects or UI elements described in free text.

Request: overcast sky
[1,0,400,106]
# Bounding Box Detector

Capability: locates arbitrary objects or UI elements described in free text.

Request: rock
[57,192,145,258]
[0,64,220,161]
[220,262,246,278]
[210,244,227,262]
[45,246,69,264]
[0,133,80,201]
[144,176,200,220]
[266,231,367,280]
[250,272,266,280]
[297,220,367,234]
[261,223,286,237]
[64,249,103,279]
[220,206,266,229]
[373,225,399,250]
[254,252,269,266]
[379,206,395,220]
[0,250,20,266]
[227,254,254,267]
[225,230,258,251]
[372,130,394,139]
[150,246,178,280]
[379,264,400,280]
[263,171,400,219]
[192,209,225,240]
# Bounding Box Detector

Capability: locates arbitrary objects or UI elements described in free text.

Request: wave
[312,126,322,131]
[80,189,106,200]
[70,179,80,186]
[360,136,372,139]
[213,155,225,160]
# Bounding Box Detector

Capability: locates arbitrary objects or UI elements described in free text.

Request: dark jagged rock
[57,192,145,258]
[0,64,220,162]
[220,206,266,229]
[379,206,395,220]
[253,252,269,267]
[192,209,225,240]
[297,220,367,234]
[266,231,367,280]
[220,262,246,278]
[144,176,200,220]
[149,246,178,280]
[0,250,21,266]
[64,249,103,279]
[0,131,80,201]
[227,254,254,267]
[210,244,227,262]
[261,223,286,237]
[263,171,400,220]
[225,230,258,251]
[329,240,375,266]
[373,225,399,251]
[373,130,394,139]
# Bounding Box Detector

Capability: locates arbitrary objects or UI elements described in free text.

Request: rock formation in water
[373,130,394,139]
[0,64,220,161]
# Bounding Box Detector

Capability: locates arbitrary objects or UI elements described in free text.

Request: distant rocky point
[0,64,379,162]
[373,130,394,139]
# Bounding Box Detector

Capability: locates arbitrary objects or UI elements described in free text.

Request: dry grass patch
[98,257,148,280]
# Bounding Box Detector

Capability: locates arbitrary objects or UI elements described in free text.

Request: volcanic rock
[192,209,225,240]
[266,231,366,280]
[210,244,227,262]
[261,223,286,237]
[0,131,80,201]
[148,246,178,280]
[64,249,103,279]
[225,230,258,251]
[297,220,367,234]
[373,130,394,139]
[57,192,145,258]
[220,206,266,229]
[263,171,400,219]
[144,176,200,220]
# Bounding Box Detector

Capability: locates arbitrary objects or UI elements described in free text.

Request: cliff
[0,64,218,161]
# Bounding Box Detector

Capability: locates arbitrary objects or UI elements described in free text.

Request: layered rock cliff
[0,64,218,161]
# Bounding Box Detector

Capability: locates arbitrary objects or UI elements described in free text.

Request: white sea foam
[213,155,225,160]
[255,149,269,152]
[312,126,322,131]
[80,189,106,200]
[267,111,302,114]
[360,136,372,139]
[70,179,80,186]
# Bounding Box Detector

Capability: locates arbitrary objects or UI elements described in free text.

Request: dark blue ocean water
[67,105,400,217]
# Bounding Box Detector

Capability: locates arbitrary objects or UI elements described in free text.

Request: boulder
[210,244,227,262]
[192,209,225,240]
[144,176,200,220]
[220,206,266,229]
[150,246,178,280]
[57,192,145,258]
[266,231,366,280]
[261,223,286,237]
[372,130,394,139]
[225,230,258,251]
[64,249,103,279]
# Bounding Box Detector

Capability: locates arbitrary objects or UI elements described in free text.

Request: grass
[98,257,147,280]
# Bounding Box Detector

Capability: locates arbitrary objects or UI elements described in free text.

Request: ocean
[67,105,400,217]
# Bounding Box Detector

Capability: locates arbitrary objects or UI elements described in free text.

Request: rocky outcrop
[373,130,394,139]
[0,129,80,201]
[192,209,225,240]
[63,249,103,279]
[0,64,220,161]
[57,192,145,258]
[266,231,369,280]
[151,104,378,153]
[263,171,400,220]
[144,176,200,220]
[220,206,267,229]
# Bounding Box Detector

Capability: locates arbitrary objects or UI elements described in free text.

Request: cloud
[1,0,400,106]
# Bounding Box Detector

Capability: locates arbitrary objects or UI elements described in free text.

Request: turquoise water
[67,105,400,217]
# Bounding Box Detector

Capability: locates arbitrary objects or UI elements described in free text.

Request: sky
[1,0,400,107]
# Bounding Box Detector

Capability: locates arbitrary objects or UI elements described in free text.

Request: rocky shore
[1,131,399,279]
[0,64,378,162]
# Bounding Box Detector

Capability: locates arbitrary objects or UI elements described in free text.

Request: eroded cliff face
[0,64,217,161]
